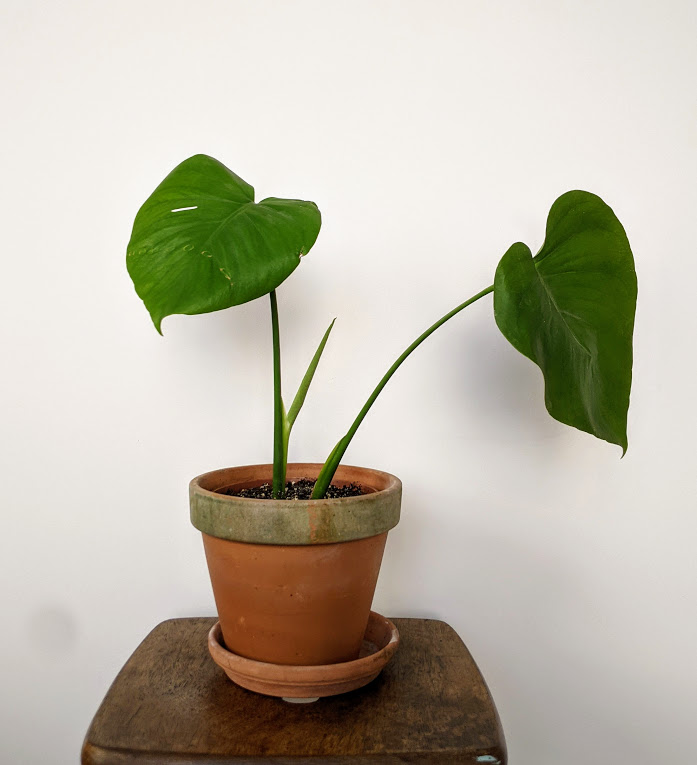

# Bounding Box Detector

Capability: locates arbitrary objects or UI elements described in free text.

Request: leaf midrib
[535,258,592,358]
[198,200,258,255]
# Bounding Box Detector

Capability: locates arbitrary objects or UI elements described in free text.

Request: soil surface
[225,478,364,500]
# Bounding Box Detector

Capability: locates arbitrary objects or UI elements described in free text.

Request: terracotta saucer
[208,611,399,700]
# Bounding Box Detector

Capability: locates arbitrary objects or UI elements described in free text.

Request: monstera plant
[126,154,637,686]
[128,154,637,497]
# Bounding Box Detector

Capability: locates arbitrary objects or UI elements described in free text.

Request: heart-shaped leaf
[127,154,321,332]
[494,191,637,452]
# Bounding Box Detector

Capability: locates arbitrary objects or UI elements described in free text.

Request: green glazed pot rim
[189,463,402,546]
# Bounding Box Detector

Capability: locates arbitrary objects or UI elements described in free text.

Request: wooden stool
[82,617,506,764]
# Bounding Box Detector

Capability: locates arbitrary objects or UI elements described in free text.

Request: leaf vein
[536,272,592,357]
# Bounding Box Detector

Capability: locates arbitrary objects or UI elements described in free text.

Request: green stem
[270,290,286,498]
[312,284,494,498]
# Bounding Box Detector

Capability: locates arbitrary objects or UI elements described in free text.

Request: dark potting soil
[225,478,364,500]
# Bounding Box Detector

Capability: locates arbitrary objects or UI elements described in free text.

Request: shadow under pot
[189,463,402,666]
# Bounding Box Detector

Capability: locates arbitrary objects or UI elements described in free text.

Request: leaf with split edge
[126,154,321,332]
[493,190,637,453]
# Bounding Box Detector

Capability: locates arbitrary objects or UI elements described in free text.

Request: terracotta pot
[190,463,401,666]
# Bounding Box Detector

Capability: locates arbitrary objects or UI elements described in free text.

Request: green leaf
[493,191,637,453]
[127,154,321,332]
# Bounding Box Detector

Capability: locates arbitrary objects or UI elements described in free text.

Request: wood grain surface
[82,617,506,764]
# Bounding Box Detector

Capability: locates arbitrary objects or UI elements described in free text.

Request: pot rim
[189,463,402,545]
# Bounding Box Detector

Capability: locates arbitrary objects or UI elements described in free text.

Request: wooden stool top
[82,617,506,764]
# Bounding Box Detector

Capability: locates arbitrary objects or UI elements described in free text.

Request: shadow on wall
[26,605,79,657]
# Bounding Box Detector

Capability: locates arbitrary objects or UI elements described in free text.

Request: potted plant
[127,154,636,688]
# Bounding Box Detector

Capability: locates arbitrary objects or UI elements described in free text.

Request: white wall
[2,1,695,762]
